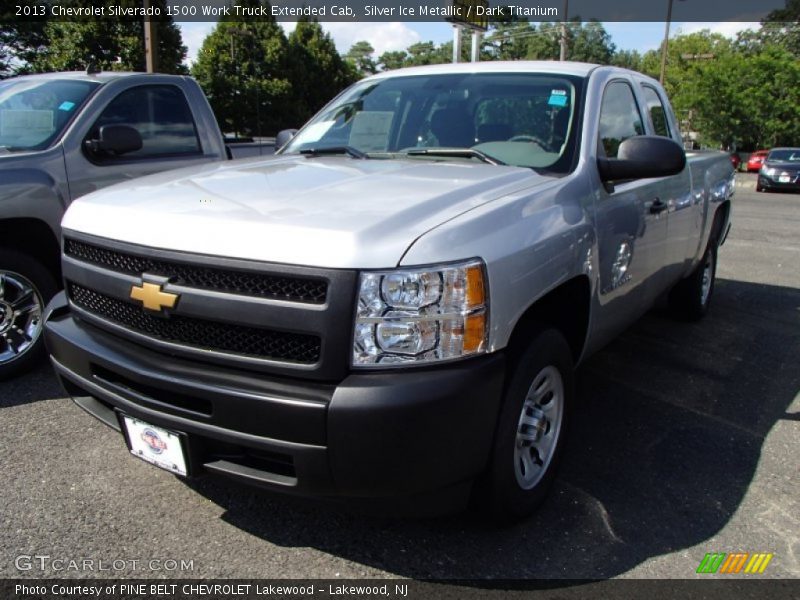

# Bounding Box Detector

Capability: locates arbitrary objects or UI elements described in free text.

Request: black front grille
[68,283,321,364]
[65,238,328,304]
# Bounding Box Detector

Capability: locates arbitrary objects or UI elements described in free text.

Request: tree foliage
[2,1,186,75]
[192,3,355,136]
[639,29,800,149]
[191,2,292,137]
[288,19,357,123]
[345,41,378,76]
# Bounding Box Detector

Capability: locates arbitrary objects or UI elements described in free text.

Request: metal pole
[453,25,461,63]
[452,26,462,63]
[659,0,674,85]
[143,0,158,72]
[471,31,480,62]
[559,0,569,61]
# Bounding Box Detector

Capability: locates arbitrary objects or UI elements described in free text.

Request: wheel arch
[0,218,62,284]
[504,275,591,366]
[712,200,731,246]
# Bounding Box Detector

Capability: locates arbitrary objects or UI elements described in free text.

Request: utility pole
[659,0,685,84]
[559,0,569,61]
[143,0,158,72]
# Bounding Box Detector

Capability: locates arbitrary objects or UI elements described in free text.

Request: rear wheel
[669,235,717,321]
[476,328,574,521]
[0,249,58,380]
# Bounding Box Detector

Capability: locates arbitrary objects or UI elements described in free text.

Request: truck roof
[363,61,661,85]
[5,71,186,84]
[365,61,601,80]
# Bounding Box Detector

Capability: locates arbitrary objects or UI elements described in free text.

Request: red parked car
[729,153,741,170]
[746,150,770,172]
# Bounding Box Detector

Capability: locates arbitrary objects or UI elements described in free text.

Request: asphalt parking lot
[1,173,798,581]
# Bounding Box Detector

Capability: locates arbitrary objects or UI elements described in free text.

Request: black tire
[475,328,574,521]
[0,249,59,380]
[669,236,717,321]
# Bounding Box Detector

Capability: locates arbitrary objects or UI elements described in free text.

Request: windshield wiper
[299,146,367,159]
[405,147,506,166]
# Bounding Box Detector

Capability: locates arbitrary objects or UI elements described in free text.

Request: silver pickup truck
[44,62,734,519]
[0,71,273,378]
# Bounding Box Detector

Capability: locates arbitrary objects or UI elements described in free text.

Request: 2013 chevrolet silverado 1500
[44,62,734,518]
[0,70,273,378]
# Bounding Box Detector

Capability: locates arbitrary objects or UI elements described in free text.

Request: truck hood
[63,155,545,268]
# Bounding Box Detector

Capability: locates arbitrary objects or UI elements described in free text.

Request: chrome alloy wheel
[700,253,714,307]
[0,271,45,365]
[514,365,564,490]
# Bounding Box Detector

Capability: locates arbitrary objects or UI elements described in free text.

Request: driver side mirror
[85,124,143,156]
[598,135,686,183]
[276,128,298,150]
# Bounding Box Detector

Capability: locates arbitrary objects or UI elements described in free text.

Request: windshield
[283,72,583,172]
[0,78,100,151]
[767,149,800,162]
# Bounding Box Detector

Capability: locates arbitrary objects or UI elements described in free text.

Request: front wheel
[0,249,58,380]
[475,328,574,521]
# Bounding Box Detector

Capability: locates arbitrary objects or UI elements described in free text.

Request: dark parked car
[746,149,769,172]
[757,147,800,192]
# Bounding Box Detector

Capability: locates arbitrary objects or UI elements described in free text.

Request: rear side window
[641,85,671,138]
[598,81,644,158]
[87,85,201,160]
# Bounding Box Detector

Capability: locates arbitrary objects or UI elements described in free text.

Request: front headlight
[353,260,488,367]
[762,167,776,177]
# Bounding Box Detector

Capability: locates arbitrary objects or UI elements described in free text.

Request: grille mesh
[68,283,321,364]
[65,238,327,304]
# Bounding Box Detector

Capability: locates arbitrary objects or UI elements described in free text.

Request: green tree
[569,21,615,64]
[643,29,800,149]
[345,41,377,76]
[192,1,292,136]
[525,22,560,60]
[689,46,800,149]
[436,37,476,64]
[405,41,439,66]
[287,19,356,124]
[484,14,535,60]
[377,50,407,71]
[19,1,186,74]
[611,49,643,71]
[0,21,49,76]
[737,2,799,58]
[0,45,10,79]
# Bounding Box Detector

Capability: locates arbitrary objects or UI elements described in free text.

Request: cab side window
[641,85,672,138]
[87,85,201,161]
[598,81,644,158]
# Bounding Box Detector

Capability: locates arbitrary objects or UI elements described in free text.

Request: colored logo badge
[697,552,774,574]
[141,429,168,454]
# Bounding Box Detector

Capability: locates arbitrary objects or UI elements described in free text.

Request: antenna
[86,56,100,75]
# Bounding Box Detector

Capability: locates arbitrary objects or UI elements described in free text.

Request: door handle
[650,198,668,214]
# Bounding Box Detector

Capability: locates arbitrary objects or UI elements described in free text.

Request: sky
[178,21,762,65]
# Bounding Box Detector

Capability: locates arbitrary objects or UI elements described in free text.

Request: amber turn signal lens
[465,264,485,308]
[463,312,486,354]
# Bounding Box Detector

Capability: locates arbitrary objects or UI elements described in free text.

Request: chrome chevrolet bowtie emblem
[130,282,178,312]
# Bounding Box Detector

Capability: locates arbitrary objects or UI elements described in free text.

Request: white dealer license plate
[780,174,791,183]
[122,416,188,477]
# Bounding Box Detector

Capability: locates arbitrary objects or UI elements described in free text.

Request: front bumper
[758,174,800,191]
[44,292,506,500]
